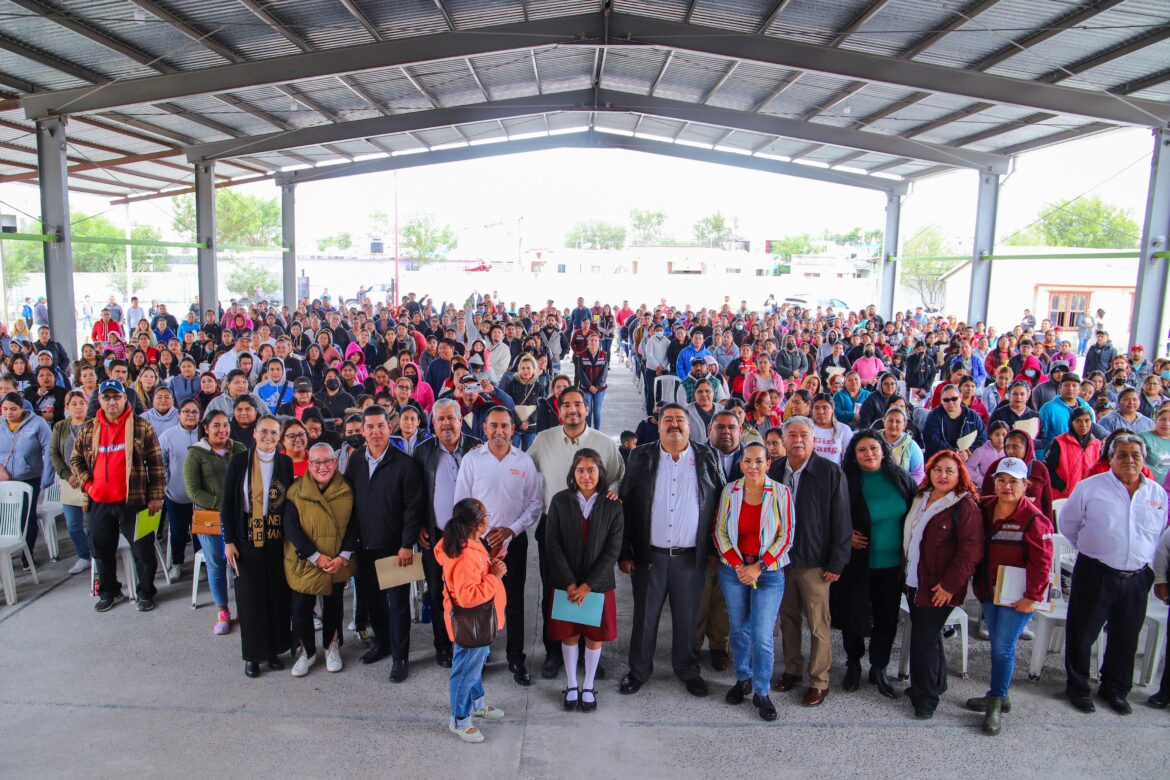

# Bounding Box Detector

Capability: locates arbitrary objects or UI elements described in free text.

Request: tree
[1003,195,1139,249]
[400,213,457,264]
[172,190,281,247]
[900,226,960,308]
[564,220,626,250]
[769,233,821,261]
[226,259,280,299]
[629,209,665,246]
[317,232,353,252]
[693,212,737,247]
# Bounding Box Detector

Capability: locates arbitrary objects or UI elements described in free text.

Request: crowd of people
[2,290,1169,742]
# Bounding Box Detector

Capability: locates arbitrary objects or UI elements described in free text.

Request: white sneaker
[313,614,323,630]
[291,650,317,677]
[68,558,90,576]
[167,564,182,581]
[1021,627,1035,640]
[977,622,990,640]
[472,705,504,720]
[449,724,484,743]
[326,641,343,672]
[347,620,356,632]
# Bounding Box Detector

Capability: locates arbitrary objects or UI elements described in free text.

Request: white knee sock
[562,643,579,695]
[583,647,602,693]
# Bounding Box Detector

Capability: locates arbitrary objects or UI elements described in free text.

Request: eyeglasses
[308,459,335,467]
[941,396,960,403]
[284,433,308,442]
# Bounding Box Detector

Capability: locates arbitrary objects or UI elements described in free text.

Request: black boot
[843,661,862,692]
[965,694,1011,713]
[982,697,1002,736]
[870,667,897,699]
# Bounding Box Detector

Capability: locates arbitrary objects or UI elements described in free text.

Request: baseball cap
[1049,361,1069,373]
[992,457,1028,481]
[98,379,126,396]
[703,355,718,365]
[293,378,312,392]
[1131,344,1145,352]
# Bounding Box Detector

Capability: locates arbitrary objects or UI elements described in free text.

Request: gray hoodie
[158,423,200,503]
[0,411,53,487]
[143,406,179,439]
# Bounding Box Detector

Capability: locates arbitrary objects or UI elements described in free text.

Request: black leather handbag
[446,583,498,648]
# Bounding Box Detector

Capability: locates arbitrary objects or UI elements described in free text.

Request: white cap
[993,457,1028,481]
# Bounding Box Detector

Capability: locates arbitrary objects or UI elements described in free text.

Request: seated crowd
[2,292,1169,743]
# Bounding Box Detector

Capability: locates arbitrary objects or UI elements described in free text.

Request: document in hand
[551,588,604,627]
[956,431,978,452]
[375,556,425,590]
[134,508,162,541]
[994,565,1054,612]
[1013,418,1040,438]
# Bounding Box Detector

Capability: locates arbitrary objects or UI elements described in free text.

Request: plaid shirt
[70,413,165,510]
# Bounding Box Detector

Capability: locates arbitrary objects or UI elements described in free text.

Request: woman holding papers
[967,457,1053,736]
[712,441,795,722]
[902,450,984,721]
[545,448,623,713]
[978,430,1053,521]
[504,354,542,451]
[221,415,294,678]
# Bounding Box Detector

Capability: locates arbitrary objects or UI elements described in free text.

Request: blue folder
[551,589,604,627]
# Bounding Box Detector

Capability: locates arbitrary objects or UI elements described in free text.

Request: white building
[938,248,1136,346]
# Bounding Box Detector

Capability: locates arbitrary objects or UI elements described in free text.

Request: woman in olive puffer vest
[283,442,358,676]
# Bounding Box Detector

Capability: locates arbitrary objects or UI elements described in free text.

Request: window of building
[1048,291,1090,329]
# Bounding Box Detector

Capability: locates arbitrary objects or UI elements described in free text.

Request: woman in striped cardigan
[713,441,796,722]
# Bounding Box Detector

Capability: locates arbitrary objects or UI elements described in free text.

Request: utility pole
[393,170,400,307]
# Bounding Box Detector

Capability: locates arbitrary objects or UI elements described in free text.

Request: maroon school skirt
[547,589,617,643]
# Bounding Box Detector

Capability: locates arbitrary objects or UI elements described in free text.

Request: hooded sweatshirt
[0,410,53,486]
[158,423,200,503]
[89,407,132,504]
[143,406,179,438]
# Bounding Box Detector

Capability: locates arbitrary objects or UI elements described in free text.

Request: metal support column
[281,184,296,307]
[879,193,901,320]
[1130,128,1170,355]
[37,116,77,358]
[195,162,218,319]
[966,173,999,326]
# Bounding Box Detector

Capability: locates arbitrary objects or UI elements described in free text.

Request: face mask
[864,349,874,357]
[345,434,363,448]
[1025,369,1036,377]
[735,323,743,331]
[1114,378,1126,386]
[325,379,341,391]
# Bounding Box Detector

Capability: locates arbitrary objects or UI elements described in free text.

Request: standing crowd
[2,291,1169,741]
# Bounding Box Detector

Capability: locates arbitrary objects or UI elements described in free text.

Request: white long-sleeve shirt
[454,444,542,536]
[1059,471,1168,572]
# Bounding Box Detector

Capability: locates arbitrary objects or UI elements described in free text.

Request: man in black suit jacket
[413,399,481,668]
[344,405,427,683]
[694,409,742,671]
[767,415,852,707]
[618,404,722,698]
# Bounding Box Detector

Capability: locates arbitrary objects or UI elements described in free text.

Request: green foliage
[628,209,666,246]
[172,190,281,247]
[900,226,961,308]
[317,232,353,252]
[565,220,627,250]
[400,213,457,264]
[1003,195,1139,249]
[225,259,280,299]
[692,212,737,247]
[769,233,821,261]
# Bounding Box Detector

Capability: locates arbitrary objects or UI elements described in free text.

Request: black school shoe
[94,593,126,612]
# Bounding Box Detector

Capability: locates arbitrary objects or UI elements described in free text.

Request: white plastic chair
[653,374,684,407]
[90,535,136,598]
[1141,595,1168,687]
[897,594,969,679]
[1050,497,1067,523]
[192,549,207,608]
[0,481,37,605]
[36,480,63,561]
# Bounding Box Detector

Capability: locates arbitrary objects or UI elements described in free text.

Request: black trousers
[1064,555,1154,699]
[500,530,529,665]
[421,543,452,656]
[87,501,156,601]
[534,515,560,663]
[357,547,412,663]
[235,544,291,662]
[643,368,658,415]
[1159,600,1170,696]
[842,566,902,670]
[292,584,344,657]
[628,548,706,683]
[906,594,952,713]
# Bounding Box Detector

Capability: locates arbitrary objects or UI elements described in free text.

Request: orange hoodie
[432,536,506,640]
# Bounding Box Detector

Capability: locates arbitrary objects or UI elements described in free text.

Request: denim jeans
[1077,337,1089,355]
[198,533,229,607]
[718,564,785,697]
[511,430,536,451]
[583,390,606,430]
[982,601,1034,697]
[166,499,193,565]
[63,504,90,561]
[449,643,491,729]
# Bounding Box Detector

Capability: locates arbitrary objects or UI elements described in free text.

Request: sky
[0,125,1156,262]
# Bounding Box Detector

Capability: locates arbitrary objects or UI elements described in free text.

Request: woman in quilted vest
[283,442,357,677]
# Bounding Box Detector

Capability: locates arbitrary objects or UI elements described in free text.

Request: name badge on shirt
[510,468,529,478]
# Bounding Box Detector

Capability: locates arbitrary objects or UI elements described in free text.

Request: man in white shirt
[1060,433,1168,715]
[454,406,542,685]
[527,387,625,678]
[213,332,254,379]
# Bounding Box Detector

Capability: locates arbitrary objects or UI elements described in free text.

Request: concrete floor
[2,359,1168,779]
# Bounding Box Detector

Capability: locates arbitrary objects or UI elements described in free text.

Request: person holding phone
[544,448,623,712]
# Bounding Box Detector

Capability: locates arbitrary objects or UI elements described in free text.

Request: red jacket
[907,491,984,607]
[1047,432,1102,499]
[973,496,1053,603]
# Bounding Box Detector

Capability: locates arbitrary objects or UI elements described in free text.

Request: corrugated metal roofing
[0,0,1163,199]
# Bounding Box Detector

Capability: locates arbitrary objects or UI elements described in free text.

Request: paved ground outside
[1,358,1168,779]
